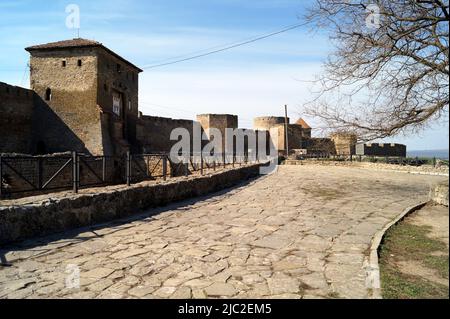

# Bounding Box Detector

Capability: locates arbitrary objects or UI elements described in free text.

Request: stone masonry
[26,39,143,156]
[0,165,445,299]
[0,83,35,154]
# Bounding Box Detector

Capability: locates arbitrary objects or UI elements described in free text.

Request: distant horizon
[407,149,449,160]
[408,148,449,151]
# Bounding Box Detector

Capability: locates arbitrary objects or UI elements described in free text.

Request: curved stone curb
[364,201,428,299]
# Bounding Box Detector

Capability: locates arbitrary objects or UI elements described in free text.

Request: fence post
[223,153,226,169]
[126,151,131,186]
[37,157,43,190]
[163,156,167,181]
[102,156,106,182]
[184,157,188,177]
[200,152,204,176]
[213,158,216,171]
[72,152,78,193]
[0,155,3,198]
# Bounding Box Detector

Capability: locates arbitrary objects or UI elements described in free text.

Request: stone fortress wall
[1,38,394,199]
[356,143,407,157]
[0,81,90,156]
[137,114,196,153]
[0,82,35,154]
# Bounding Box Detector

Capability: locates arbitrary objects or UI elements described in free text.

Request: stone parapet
[429,182,449,206]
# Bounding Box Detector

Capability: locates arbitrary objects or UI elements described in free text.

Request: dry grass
[379,220,449,299]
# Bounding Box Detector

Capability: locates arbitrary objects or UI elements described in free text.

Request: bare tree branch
[303,0,449,141]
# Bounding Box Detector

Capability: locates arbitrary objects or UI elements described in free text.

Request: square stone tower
[331,132,358,156]
[26,38,143,156]
[196,114,238,153]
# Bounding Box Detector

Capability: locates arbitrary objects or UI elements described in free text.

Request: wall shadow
[31,95,90,155]
[0,175,264,266]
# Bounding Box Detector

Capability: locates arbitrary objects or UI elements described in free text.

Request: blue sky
[0,0,448,150]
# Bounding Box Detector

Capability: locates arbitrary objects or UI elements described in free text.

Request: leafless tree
[303,0,449,141]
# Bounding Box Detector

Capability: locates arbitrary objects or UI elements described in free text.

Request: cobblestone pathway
[0,166,445,299]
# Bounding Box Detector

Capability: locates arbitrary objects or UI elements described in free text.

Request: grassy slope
[379,221,449,299]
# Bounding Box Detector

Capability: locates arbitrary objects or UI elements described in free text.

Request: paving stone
[163,271,203,286]
[267,275,300,295]
[273,256,307,271]
[242,273,264,285]
[253,236,291,250]
[83,268,115,279]
[109,248,148,260]
[170,286,192,299]
[128,285,157,298]
[184,248,209,257]
[192,260,228,277]
[204,282,237,297]
[2,278,36,292]
[65,291,98,299]
[299,273,329,290]
[97,283,131,299]
[87,279,115,292]
[154,286,177,298]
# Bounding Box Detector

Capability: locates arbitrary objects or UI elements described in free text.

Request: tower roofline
[25,38,143,72]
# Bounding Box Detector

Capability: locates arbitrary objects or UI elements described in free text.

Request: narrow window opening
[116,64,121,73]
[62,60,67,67]
[77,59,82,67]
[45,88,52,101]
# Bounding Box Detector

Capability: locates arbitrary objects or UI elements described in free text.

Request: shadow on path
[0,176,263,266]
